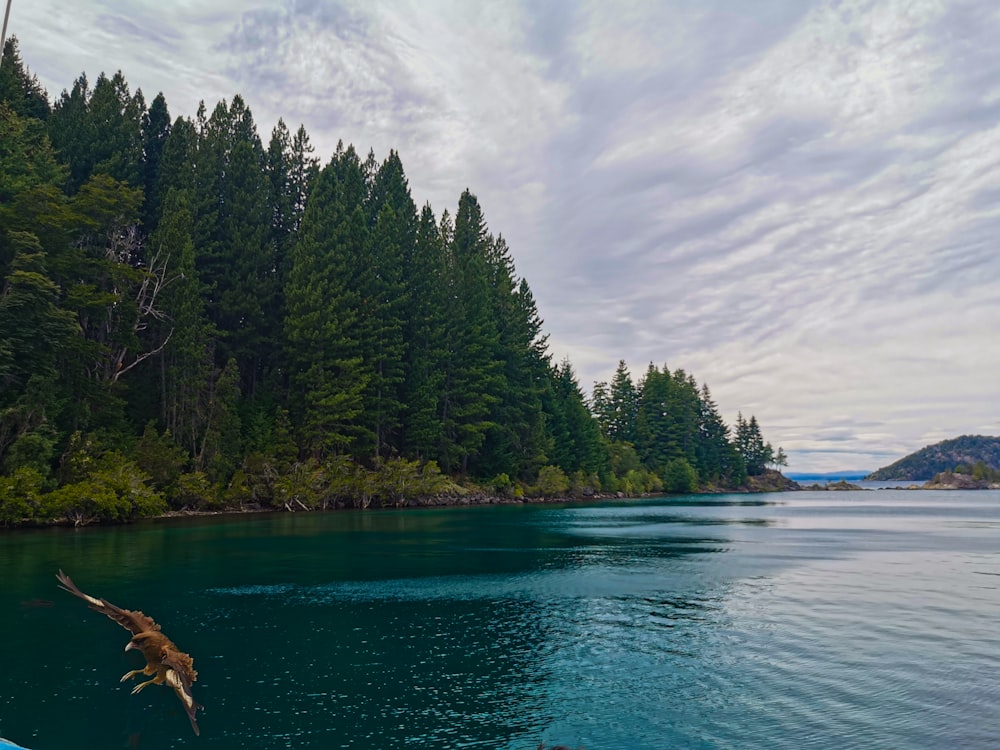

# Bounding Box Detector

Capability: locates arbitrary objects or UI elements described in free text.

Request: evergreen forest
[0,40,784,526]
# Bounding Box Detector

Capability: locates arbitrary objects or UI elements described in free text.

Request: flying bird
[56,570,202,736]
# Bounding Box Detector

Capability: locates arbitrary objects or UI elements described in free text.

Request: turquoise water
[1,491,998,749]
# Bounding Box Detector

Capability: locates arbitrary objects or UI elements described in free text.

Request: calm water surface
[1,490,998,749]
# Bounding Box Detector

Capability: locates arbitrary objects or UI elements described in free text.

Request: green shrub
[239,452,279,507]
[0,467,46,525]
[569,470,601,496]
[602,473,620,493]
[57,431,102,484]
[491,472,513,496]
[535,465,570,497]
[663,458,698,493]
[44,453,167,524]
[374,457,422,507]
[274,461,323,509]
[134,422,187,492]
[170,471,217,509]
[417,461,455,495]
[3,426,58,477]
[44,480,127,525]
[622,467,663,495]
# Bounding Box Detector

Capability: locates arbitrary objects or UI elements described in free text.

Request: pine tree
[284,149,370,458]
[90,72,146,188]
[46,74,93,192]
[48,71,146,192]
[438,190,503,474]
[0,37,50,120]
[360,202,408,457]
[201,358,242,483]
[635,363,671,471]
[0,233,78,470]
[0,102,65,234]
[668,369,701,467]
[545,359,607,476]
[140,92,171,230]
[590,380,613,438]
[476,235,551,480]
[264,119,317,376]
[774,446,788,470]
[154,188,215,458]
[0,105,74,464]
[219,97,271,390]
[400,203,448,461]
[695,383,744,484]
[512,277,554,473]
[148,116,196,228]
[735,413,770,476]
[608,360,638,444]
[357,151,415,458]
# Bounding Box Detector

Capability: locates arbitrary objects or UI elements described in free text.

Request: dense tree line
[0,41,782,525]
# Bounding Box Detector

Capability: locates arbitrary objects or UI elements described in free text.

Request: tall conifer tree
[439,190,502,474]
[154,188,215,458]
[192,96,271,392]
[400,203,448,461]
[358,151,415,458]
[608,360,639,444]
[284,148,370,458]
[477,235,550,479]
[48,71,145,192]
[140,92,171,230]
[0,37,50,120]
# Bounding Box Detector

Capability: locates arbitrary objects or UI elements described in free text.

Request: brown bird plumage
[56,570,202,736]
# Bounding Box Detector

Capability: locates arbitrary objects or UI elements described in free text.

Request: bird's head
[126,632,155,653]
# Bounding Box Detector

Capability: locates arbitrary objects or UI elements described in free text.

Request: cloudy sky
[10,0,1000,473]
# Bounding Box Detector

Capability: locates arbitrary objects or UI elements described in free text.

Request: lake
[1,490,998,749]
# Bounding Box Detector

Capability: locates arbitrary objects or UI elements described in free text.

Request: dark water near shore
[2,490,999,749]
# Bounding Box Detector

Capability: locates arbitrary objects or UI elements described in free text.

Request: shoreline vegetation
[2,466,799,530]
[3,465,996,530]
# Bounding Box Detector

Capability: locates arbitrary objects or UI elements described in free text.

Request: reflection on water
[1,492,999,749]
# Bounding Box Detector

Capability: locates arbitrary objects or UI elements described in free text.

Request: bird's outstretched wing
[55,570,161,635]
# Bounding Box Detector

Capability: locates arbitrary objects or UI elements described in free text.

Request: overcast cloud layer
[13,0,1000,472]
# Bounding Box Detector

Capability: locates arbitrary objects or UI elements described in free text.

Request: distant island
[865,435,1000,481]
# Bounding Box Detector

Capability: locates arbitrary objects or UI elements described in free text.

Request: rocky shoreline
[919,473,1000,490]
[797,474,1000,491]
[144,472,807,522]
[796,479,865,491]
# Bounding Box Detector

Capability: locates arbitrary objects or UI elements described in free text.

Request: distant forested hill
[865,435,1000,480]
